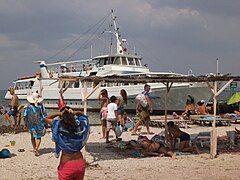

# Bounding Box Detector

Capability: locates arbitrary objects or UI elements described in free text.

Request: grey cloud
[0,0,240,89]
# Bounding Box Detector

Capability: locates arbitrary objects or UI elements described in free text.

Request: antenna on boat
[216,58,219,76]
[111,9,124,54]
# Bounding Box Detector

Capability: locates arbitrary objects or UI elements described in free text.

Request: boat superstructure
[5,10,213,114]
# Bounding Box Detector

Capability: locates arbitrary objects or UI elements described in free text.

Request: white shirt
[107,102,117,119]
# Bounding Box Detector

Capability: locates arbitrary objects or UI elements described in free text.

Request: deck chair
[195,131,211,148]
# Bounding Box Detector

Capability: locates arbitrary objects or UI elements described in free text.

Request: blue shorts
[8,106,18,117]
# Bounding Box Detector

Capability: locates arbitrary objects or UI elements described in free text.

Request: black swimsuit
[179,132,190,142]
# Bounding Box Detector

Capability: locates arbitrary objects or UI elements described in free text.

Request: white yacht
[5,10,212,114]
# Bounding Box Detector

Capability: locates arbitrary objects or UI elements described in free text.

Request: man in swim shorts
[5,88,19,128]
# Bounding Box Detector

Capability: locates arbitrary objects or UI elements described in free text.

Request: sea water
[0,90,100,126]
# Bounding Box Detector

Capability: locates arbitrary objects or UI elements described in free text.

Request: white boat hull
[5,81,212,114]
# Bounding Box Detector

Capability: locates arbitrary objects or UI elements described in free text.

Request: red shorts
[58,159,85,180]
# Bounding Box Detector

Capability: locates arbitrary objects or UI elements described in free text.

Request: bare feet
[34,150,40,156]
[193,145,200,154]
[171,153,177,159]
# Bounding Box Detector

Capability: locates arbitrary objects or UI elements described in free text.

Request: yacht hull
[5,81,212,114]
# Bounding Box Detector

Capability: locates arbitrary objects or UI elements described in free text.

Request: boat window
[122,57,127,65]
[114,82,121,86]
[114,57,121,65]
[15,81,34,90]
[128,58,135,65]
[104,58,109,65]
[110,57,114,64]
[30,81,34,87]
[99,58,104,67]
[74,80,79,88]
[86,82,92,88]
[135,58,140,66]
[123,83,129,86]
[107,82,113,87]
[135,58,141,66]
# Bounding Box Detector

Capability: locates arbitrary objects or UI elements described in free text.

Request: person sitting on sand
[182,95,195,119]
[130,135,176,158]
[167,121,200,154]
[234,110,240,115]
[197,100,209,115]
[44,106,90,180]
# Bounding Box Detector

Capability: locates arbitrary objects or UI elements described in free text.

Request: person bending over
[167,121,200,154]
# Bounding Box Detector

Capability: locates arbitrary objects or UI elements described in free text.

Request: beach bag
[135,93,148,108]
[115,123,123,138]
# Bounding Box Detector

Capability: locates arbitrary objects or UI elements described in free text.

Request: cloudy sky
[0,0,240,90]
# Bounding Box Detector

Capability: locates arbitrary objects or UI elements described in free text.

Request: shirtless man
[5,88,19,128]
[197,100,209,115]
[167,121,200,154]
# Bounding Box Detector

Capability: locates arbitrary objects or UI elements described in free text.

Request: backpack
[135,93,148,108]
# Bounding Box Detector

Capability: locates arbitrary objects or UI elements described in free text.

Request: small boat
[5,10,212,114]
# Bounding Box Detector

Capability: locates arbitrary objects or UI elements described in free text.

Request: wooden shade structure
[39,74,240,158]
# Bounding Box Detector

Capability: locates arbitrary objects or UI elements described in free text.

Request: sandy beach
[1,124,240,180]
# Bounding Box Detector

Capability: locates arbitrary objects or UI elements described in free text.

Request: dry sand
[0,124,240,180]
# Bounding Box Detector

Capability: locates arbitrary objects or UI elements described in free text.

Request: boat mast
[111,10,124,55]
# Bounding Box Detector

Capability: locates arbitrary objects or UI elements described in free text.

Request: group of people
[181,95,209,119]
[2,85,206,178]
[98,88,128,143]
[98,84,154,143]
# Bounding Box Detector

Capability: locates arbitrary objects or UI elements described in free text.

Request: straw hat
[27,92,43,104]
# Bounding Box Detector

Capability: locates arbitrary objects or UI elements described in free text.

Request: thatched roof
[39,74,240,83]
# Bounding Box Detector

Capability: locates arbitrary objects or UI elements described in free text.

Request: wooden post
[39,78,43,97]
[210,81,218,158]
[83,81,88,115]
[163,82,173,145]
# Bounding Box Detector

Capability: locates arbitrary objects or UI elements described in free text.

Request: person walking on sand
[23,92,46,156]
[98,89,109,139]
[117,89,128,126]
[5,88,19,128]
[167,121,200,154]
[44,106,90,180]
[132,84,153,135]
[106,95,120,143]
